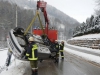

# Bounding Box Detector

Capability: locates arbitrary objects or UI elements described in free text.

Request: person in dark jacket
[6,48,12,67]
[25,36,38,75]
[54,40,59,63]
[59,41,64,60]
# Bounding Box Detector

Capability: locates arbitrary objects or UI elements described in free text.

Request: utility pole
[30,0,33,34]
[16,5,18,27]
[29,0,33,34]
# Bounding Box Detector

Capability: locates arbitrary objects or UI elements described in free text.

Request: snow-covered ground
[0,33,100,75]
[0,49,31,75]
[65,46,100,64]
[66,33,100,64]
[70,33,100,40]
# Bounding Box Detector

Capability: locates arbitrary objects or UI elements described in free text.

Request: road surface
[37,51,100,75]
[1,51,100,75]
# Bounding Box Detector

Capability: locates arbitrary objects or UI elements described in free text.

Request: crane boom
[37,0,49,34]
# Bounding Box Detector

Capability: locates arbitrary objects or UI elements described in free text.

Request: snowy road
[38,51,100,75]
[1,50,100,75]
[1,34,100,75]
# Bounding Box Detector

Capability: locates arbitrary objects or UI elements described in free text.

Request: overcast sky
[35,0,96,23]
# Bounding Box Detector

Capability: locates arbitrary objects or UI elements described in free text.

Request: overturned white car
[7,27,57,61]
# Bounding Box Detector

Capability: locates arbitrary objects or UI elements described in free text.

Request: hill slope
[2,0,80,40]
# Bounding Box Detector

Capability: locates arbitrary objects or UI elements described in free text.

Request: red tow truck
[33,0,58,42]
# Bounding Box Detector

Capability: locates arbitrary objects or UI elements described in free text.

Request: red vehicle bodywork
[33,29,57,42]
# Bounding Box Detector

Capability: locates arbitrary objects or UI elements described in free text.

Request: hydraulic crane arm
[37,0,49,34]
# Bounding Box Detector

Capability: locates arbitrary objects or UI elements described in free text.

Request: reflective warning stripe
[60,50,63,52]
[32,44,38,49]
[28,57,38,60]
[61,56,64,57]
[56,45,58,48]
[28,44,38,60]
[8,49,12,52]
[32,67,38,70]
[26,53,29,56]
[57,52,59,54]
